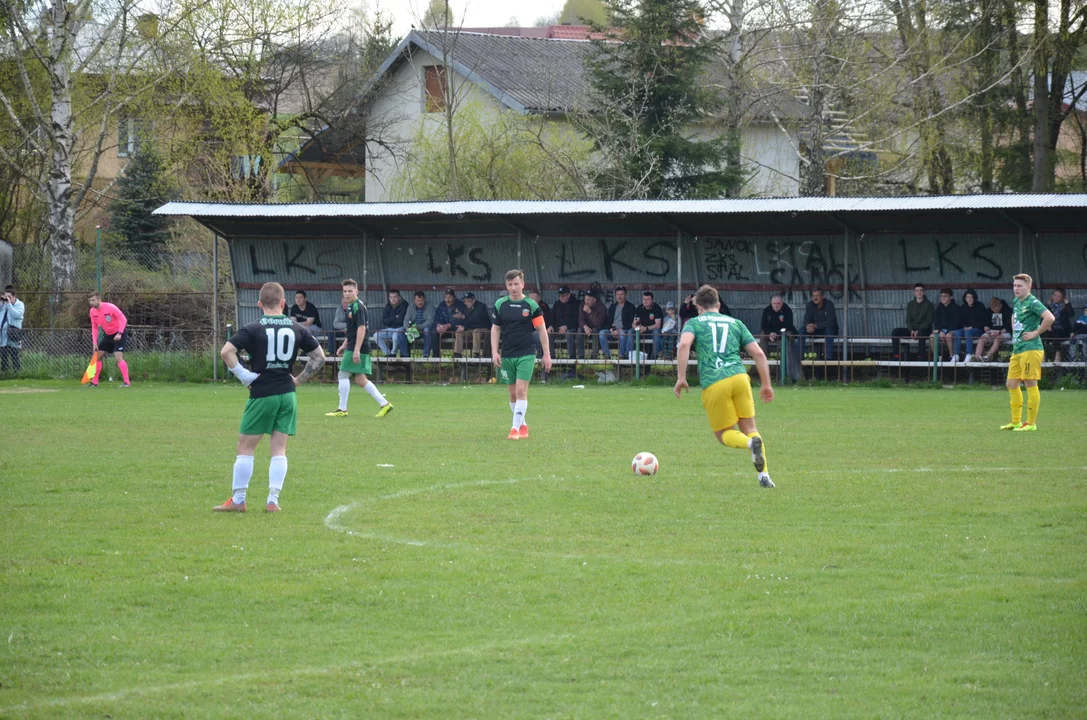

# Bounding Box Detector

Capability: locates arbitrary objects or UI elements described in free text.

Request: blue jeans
[411,329,435,358]
[953,328,983,357]
[599,329,633,358]
[327,331,345,355]
[799,327,837,360]
[374,327,409,356]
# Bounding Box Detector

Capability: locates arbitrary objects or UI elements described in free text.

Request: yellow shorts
[1008,350,1044,381]
[701,374,756,433]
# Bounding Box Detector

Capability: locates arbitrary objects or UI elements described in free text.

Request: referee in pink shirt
[88,292,131,387]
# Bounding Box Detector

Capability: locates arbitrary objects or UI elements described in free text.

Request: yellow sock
[721,429,749,449]
[746,431,768,473]
[1009,388,1023,424]
[1026,386,1040,425]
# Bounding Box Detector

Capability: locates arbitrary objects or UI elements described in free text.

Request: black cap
[558,286,571,294]
[444,288,455,296]
[464,292,476,299]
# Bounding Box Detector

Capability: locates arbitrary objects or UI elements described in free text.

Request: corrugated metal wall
[227,232,1087,337]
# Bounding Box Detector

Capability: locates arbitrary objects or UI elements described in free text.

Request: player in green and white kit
[326,278,393,418]
[491,269,552,439]
[674,285,776,488]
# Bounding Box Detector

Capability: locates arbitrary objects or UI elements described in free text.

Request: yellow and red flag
[81,355,97,385]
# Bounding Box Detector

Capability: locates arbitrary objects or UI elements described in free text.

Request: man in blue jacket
[0,285,25,374]
[434,289,467,358]
[799,289,839,360]
[374,289,410,357]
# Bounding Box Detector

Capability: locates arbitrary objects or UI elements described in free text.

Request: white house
[286,29,813,200]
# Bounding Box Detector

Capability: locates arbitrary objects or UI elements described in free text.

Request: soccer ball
[632,452,659,476]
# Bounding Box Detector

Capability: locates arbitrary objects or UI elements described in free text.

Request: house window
[424,66,447,113]
[117,117,140,158]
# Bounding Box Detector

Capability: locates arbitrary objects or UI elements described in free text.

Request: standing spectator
[434,289,467,357]
[88,292,131,387]
[0,285,25,375]
[890,283,933,360]
[1065,303,1087,361]
[577,291,607,358]
[660,301,679,359]
[955,289,987,362]
[405,291,437,358]
[632,291,663,358]
[603,286,636,359]
[1042,289,1076,361]
[457,292,492,357]
[758,293,801,381]
[974,297,1012,361]
[799,289,839,360]
[551,285,580,360]
[932,288,962,362]
[288,290,321,330]
[527,289,553,358]
[328,296,348,354]
[680,293,699,329]
[374,289,410,358]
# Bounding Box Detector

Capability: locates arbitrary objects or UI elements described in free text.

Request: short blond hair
[694,284,720,310]
[259,282,285,309]
[1013,273,1033,286]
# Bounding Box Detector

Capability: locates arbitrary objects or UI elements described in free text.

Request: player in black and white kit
[214,282,325,513]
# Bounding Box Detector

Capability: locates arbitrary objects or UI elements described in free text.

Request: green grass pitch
[1,381,1085,718]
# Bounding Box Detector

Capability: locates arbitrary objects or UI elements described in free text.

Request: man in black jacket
[933,288,962,363]
[759,294,801,381]
[528,289,553,358]
[374,289,410,357]
[799,289,839,360]
[890,284,934,360]
[551,286,580,359]
[455,292,492,357]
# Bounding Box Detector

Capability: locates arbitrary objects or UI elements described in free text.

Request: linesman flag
[81,355,97,385]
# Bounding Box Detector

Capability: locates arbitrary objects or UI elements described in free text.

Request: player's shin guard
[1026,385,1040,425]
[746,432,767,473]
[117,360,130,384]
[512,400,527,430]
[232,455,254,504]
[721,429,749,449]
[337,372,350,411]
[268,456,287,506]
[363,380,387,407]
[1009,387,1024,424]
[93,360,103,384]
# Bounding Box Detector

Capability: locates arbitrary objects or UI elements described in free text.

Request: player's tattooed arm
[294,346,326,385]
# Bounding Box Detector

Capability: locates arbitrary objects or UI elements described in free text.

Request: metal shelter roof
[153,196,1087,239]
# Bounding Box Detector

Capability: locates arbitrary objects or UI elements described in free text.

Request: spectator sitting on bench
[434,289,467,358]
[933,288,963,363]
[578,291,607,359]
[405,291,437,358]
[374,289,410,358]
[551,285,579,360]
[632,291,663,359]
[956,289,987,362]
[289,290,321,332]
[1042,289,1076,361]
[660,302,679,359]
[328,296,348,354]
[680,293,698,329]
[528,289,553,358]
[890,283,933,360]
[458,292,492,357]
[603,286,636,359]
[1066,303,1087,361]
[799,289,839,360]
[974,296,1012,361]
[759,293,801,381]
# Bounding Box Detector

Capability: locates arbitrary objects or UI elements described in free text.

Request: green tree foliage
[560,0,608,25]
[107,145,176,270]
[421,0,454,28]
[580,0,739,199]
[391,100,594,201]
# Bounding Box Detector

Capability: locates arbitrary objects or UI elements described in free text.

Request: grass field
[1,380,1085,718]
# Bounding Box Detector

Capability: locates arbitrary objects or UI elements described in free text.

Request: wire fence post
[780,333,786,386]
[95,226,102,294]
[634,329,641,381]
[212,233,219,381]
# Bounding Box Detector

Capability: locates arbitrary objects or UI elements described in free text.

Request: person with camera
[0,285,25,375]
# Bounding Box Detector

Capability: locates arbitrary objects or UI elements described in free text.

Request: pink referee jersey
[90,302,127,339]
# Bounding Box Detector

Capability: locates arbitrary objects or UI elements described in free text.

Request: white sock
[268,455,287,506]
[337,372,350,411]
[363,380,388,407]
[232,455,253,504]
[510,401,516,413]
[513,400,527,430]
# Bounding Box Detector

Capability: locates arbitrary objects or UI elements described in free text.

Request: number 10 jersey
[229,315,320,398]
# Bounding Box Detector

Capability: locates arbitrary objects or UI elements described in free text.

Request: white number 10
[265,328,296,361]
[709,323,730,353]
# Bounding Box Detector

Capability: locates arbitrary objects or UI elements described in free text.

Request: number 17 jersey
[682,311,756,388]
[229,315,319,398]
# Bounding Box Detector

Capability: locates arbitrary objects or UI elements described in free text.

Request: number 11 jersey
[682,311,756,389]
[229,315,319,398]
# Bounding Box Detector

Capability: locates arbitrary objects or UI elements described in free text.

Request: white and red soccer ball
[632,452,659,476]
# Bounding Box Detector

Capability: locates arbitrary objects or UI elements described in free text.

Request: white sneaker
[758,472,775,488]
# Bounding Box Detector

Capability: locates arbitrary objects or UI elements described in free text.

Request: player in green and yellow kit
[675,285,776,488]
[1002,273,1055,432]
